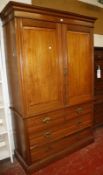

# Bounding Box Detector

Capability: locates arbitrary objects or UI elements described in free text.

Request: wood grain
[0,2,95,173]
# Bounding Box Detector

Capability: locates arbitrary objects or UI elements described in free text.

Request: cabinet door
[64,26,93,105]
[20,19,64,116]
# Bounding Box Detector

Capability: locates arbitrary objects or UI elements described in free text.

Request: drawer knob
[60,18,64,22]
[42,117,51,123]
[76,107,83,114]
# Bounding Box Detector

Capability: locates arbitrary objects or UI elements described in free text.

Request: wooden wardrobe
[0,2,96,174]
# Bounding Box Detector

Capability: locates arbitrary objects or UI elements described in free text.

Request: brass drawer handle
[42,117,51,123]
[44,131,51,138]
[77,120,82,125]
[76,107,83,114]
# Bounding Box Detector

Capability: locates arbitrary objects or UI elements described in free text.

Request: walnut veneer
[0,1,96,174]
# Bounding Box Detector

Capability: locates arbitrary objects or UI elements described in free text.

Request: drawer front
[26,110,65,133]
[74,113,93,130]
[26,103,92,134]
[65,103,92,120]
[30,128,93,163]
[29,113,92,148]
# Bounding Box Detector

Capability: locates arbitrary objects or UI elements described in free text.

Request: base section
[15,128,94,175]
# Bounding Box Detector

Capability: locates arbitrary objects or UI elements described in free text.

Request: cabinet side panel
[3,19,24,115]
[12,111,30,164]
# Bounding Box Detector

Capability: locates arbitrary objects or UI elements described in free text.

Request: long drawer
[29,113,92,148]
[30,128,93,163]
[26,103,93,134]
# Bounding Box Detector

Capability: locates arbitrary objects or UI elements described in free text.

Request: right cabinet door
[64,25,93,105]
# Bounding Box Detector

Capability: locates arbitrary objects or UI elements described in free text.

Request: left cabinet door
[20,19,64,116]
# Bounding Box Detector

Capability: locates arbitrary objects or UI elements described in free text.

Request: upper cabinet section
[0,2,96,117]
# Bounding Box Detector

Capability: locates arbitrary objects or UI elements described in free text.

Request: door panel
[21,21,64,115]
[66,30,93,105]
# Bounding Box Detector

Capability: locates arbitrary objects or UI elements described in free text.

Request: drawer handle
[44,131,51,138]
[42,117,51,123]
[77,121,82,125]
[76,107,83,114]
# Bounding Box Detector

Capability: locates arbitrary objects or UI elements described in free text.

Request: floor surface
[0,127,103,175]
